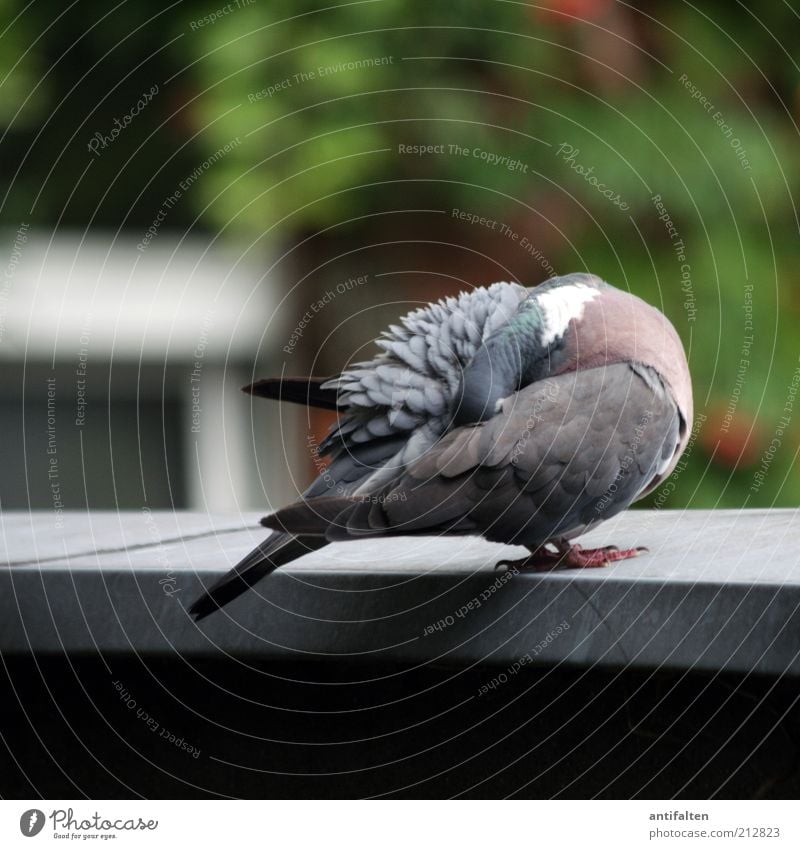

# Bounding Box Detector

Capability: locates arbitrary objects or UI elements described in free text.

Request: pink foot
[497,543,648,572]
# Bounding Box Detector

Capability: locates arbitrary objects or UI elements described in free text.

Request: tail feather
[188,531,327,621]
[244,376,339,410]
[260,496,356,536]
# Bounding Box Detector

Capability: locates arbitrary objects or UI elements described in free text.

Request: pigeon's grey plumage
[189,273,692,620]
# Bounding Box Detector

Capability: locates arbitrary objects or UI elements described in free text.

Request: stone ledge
[1,509,798,677]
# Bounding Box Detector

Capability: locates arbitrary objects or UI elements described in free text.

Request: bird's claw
[495,543,649,572]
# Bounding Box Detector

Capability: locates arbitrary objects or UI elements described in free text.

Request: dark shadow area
[1,656,797,799]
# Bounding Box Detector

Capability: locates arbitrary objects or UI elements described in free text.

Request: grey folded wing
[304,282,529,498]
[325,362,680,546]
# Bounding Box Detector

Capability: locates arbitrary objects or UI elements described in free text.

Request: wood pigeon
[189,272,692,621]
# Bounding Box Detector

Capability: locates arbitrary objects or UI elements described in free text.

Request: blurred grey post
[0,230,296,513]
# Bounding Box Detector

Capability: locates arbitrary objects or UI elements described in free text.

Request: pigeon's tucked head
[526,274,692,428]
[536,273,693,435]
[454,272,693,457]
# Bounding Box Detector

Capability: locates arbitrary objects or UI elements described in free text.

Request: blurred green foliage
[2,0,799,508]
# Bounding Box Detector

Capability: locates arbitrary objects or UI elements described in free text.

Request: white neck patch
[535,283,600,346]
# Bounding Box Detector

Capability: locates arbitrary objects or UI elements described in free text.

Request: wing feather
[285,363,681,546]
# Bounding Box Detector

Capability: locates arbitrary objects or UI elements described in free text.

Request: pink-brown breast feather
[559,287,693,461]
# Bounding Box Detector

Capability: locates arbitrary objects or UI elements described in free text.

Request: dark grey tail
[243,376,339,410]
[188,532,328,621]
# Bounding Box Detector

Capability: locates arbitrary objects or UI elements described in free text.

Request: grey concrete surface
[1,509,798,676]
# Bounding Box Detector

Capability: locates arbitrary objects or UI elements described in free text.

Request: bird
[189,272,692,621]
